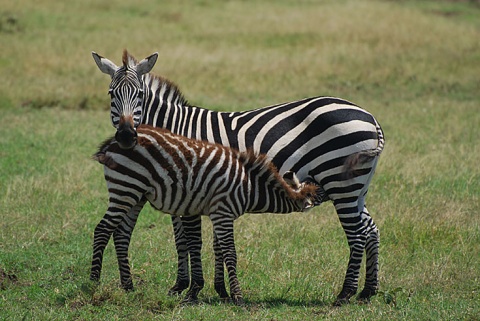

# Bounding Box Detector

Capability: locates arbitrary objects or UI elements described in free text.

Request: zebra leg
[182,215,205,303]
[357,205,379,302]
[213,232,229,300]
[211,215,244,306]
[112,198,146,291]
[168,216,190,296]
[91,202,134,284]
[333,200,367,306]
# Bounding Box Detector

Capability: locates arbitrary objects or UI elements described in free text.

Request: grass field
[1,0,479,320]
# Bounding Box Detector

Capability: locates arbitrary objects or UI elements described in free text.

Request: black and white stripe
[91,124,317,305]
[92,50,385,304]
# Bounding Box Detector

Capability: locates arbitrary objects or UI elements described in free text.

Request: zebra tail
[343,121,385,179]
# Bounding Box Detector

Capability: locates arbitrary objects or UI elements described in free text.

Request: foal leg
[168,216,190,296]
[91,198,137,284]
[213,233,229,300]
[112,198,146,291]
[211,215,244,306]
[182,215,205,303]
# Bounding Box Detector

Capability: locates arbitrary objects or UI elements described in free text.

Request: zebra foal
[91,124,318,305]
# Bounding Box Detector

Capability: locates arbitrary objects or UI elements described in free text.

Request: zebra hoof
[333,288,357,306]
[357,287,377,302]
[89,272,100,282]
[167,280,189,296]
[214,281,229,300]
[180,296,199,305]
[231,294,245,306]
[121,282,134,292]
[333,297,349,306]
[181,282,203,304]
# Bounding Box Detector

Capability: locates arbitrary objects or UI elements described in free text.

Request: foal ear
[136,52,158,75]
[283,171,301,190]
[92,51,119,77]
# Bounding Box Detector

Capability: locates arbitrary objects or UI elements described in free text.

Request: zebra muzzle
[115,117,138,149]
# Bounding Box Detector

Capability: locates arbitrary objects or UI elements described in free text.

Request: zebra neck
[141,75,193,132]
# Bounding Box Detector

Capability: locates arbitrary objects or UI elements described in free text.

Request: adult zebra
[92,124,318,306]
[92,50,385,305]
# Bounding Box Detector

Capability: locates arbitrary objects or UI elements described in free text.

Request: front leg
[91,200,132,283]
[182,215,204,303]
[213,232,229,300]
[112,197,146,291]
[168,216,190,296]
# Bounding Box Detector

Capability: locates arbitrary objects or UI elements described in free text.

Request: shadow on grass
[251,297,331,308]
[205,296,331,308]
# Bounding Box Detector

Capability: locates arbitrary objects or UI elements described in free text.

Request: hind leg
[357,205,379,301]
[333,195,379,305]
[333,203,366,305]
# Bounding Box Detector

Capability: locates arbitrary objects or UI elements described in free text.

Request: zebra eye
[108,89,113,96]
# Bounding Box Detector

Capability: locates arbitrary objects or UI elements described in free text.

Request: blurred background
[1,0,478,111]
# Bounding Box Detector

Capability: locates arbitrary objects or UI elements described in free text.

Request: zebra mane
[122,49,138,68]
[122,49,189,107]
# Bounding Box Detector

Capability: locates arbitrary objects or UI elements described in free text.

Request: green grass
[1,0,479,320]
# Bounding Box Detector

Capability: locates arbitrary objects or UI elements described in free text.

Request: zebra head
[92,50,158,149]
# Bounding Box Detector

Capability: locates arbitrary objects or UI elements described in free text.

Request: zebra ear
[136,52,158,75]
[92,51,118,77]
